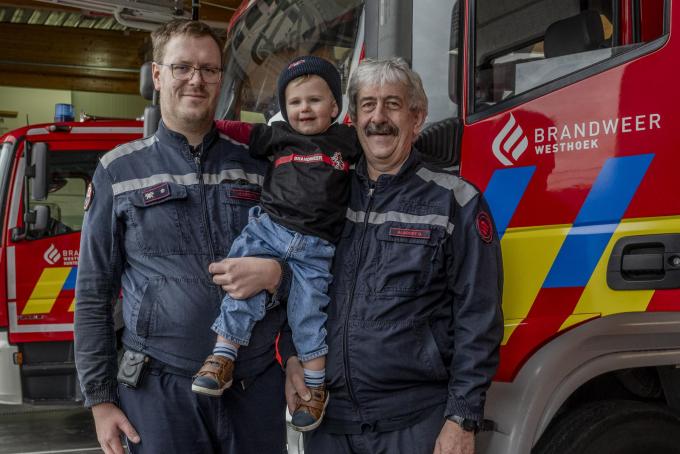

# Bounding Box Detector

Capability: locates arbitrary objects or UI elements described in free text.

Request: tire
[532,400,680,454]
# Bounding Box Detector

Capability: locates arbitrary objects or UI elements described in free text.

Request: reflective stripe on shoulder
[346,208,454,234]
[101,136,158,169]
[219,133,249,150]
[112,169,264,195]
[416,167,478,207]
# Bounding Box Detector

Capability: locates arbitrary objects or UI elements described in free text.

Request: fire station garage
[1,1,679,454]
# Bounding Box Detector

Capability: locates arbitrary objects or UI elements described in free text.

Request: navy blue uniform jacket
[324,150,504,427]
[74,121,289,407]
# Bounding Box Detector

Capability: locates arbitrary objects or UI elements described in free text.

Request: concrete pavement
[0,404,100,454]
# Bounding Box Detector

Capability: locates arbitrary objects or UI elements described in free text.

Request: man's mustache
[181,90,207,97]
[365,122,398,136]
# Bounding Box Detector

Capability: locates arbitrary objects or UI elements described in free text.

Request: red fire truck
[220,0,679,452]
[0,121,142,404]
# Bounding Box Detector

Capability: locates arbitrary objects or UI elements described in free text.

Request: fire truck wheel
[532,399,680,454]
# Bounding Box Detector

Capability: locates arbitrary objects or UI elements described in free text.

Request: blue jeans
[212,206,334,362]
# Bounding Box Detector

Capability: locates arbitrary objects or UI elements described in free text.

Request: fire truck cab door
[459,1,672,451]
[7,142,103,345]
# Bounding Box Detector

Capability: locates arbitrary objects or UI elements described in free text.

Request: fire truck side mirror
[12,205,50,242]
[28,205,50,233]
[30,142,48,201]
[448,2,460,106]
[140,62,161,138]
[140,62,157,101]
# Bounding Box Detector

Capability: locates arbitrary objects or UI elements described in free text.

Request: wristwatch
[448,415,479,433]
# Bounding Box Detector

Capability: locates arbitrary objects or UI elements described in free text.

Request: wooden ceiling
[0,0,243,94]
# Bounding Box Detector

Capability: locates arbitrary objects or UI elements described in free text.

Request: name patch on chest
[229,188,261,202]
[389,227,432,239]
[142,183,171,205]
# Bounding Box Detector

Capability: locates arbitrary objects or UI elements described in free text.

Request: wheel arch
[477,311,680,454]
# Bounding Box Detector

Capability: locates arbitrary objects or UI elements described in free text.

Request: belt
[147,356,264,391]
[321,404,441,434]
[147,357,195,378]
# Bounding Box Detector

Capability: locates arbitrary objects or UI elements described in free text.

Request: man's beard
[161,90,214,131]
[178,106,213,128]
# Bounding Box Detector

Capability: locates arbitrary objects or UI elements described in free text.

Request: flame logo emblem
[43,244,61,265]
[492,113,528,166]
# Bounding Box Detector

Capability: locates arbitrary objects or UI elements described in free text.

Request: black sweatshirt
[245,121,362,243]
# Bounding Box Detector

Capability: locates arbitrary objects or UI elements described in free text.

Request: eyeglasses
[157,63,222,84]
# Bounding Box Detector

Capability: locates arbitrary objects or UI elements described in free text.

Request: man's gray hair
[347,57,428,122]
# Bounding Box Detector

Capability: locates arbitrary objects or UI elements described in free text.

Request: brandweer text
[534,113,661,154]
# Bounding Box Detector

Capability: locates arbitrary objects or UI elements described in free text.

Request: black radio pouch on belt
[117,350,149,388]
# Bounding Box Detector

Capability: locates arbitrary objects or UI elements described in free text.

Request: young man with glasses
[75,19,292,454]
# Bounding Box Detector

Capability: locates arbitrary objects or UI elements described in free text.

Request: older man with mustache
[283,58,504,454]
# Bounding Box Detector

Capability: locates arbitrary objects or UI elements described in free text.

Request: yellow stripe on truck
[500,223,570,344]
[22,267,72,315]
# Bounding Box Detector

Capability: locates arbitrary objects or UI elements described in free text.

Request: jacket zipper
[342,185,374,410]
[193,146,216,263]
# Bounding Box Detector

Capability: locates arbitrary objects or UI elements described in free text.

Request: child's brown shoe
[191,355,234,396]
[290,384,329,432]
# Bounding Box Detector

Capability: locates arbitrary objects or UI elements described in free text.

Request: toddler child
[191,56,360,432]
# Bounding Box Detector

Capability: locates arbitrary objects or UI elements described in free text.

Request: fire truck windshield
[217,0,364,123]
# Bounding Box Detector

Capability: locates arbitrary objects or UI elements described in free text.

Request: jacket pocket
[134,276,165,338]
[348,319,449,391]
[418,321,449,381]
[127,183,194,255]
[375,223,444,296]
[325,314,346,390]
[217,182,261,256]
[133,276,220,342]
[329,222,356,293]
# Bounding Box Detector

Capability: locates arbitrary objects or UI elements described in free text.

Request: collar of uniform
[155,120,219,159]
[355,148,422,190]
